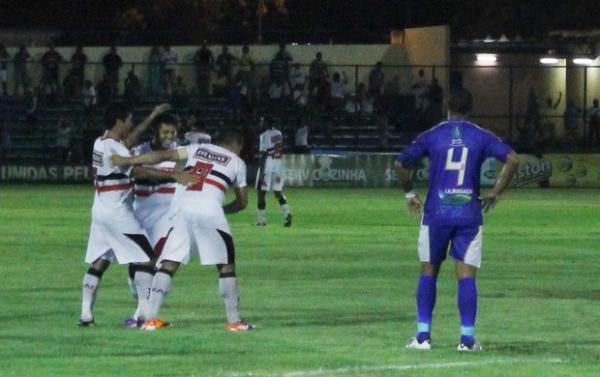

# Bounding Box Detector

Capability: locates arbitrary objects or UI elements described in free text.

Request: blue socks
[458,277,477,347]
[416,275,437,342]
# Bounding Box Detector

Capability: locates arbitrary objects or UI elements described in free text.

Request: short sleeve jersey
[92,132,134,208]
[259,128,284,174]
[179,143,247,204]
[396,120,513,226]
[131,141,178,200]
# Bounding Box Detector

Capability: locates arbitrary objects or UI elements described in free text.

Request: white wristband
[405,190,416,199]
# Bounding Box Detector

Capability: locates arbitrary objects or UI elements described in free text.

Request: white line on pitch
[225,358,564,377]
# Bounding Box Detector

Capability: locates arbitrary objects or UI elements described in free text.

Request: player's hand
[111,154,128,166]
[481,194,499,213]
[407,195,423,218]
[174,172,200,187]
[151,103,172,118]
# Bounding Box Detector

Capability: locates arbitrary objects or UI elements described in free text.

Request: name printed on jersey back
[194,148,231,166]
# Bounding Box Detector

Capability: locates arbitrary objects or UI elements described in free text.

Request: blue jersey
[396,120,513,226]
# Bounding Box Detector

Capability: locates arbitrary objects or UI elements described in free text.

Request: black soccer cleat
[78,318,96,327]
[284,214,292,227]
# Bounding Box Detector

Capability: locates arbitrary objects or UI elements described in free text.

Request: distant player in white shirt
[79,103,196,327]
[112,130,254,331]
[124,113,180,327]
[256,125,292,227]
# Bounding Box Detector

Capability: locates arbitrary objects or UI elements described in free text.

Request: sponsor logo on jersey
[93,151,103,166]
[194,148,231,165]
[438,188,472,206]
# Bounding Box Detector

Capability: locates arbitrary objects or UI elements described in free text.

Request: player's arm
[223,186,248,214]
[123,103,172,149]
[482,152,519,212]
[112,147,186,166]
[395,162,423,218]
[132,166,198,187]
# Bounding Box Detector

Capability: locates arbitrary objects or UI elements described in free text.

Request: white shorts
[260,172,284,192]
[85,206,152,264]
[158,205,234,266]
[134,202,174,249]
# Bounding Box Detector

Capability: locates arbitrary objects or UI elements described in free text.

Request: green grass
[0,185,599,376]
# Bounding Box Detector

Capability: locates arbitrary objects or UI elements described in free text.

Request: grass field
[1,185,599,377]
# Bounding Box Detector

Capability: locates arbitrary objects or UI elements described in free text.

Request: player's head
[447,89,473,116]
[153,114,178,150]
[104,103,133,136]
[216,129,244,154]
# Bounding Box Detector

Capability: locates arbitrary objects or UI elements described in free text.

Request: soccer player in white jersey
[124,113,180,327]
[79,103,196,327]
[256,125,292,227]
[112,130,254,331]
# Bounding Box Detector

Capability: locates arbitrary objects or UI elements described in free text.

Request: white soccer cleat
[457,341,483,352]
[405,337,431,350]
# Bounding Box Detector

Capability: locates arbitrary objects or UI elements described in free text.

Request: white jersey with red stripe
[131,141,178,227]
[259,128,283,174]
[178,143,247,206]
[92,133,134,210]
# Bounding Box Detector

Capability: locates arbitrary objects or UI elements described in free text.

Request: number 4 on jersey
[445,147,468,186]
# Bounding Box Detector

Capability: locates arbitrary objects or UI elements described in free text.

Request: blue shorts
[417,224,483,267]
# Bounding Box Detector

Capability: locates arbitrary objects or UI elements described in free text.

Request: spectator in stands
[269,55,289,87]
[212,70,228,97]
[41,44,64,100]
[161,45,178,96]
[563,100,581,151]
[383,75,400,97]
[588,99,600,150]
[368,61,385,98]
[411,68,428,112]
[125,70,142,106]
[329,72,347,112]
[194,41,214,98]
[55,116,73,163]
[24,88,38,134]
[81,80,97,115]
[70,45,87,86]
[268,79,290,108]
[292,83,307,111]
[274,42,293,64]
[148,45,163,97]
[96,74,114,106]
[425,78,444,126]
[0,122,11,161]
[309,52,328,96]
[171,75,189,108]
[290,63,306,90]
[0,44,10,95]
[238,44,255,84]
[541,92,562,151]
[63,69,81,99]
[216,45,236,83]
[102,45,123,92]
[13,45,30,96]
[294,120,309,153]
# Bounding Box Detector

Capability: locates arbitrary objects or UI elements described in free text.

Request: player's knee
[217,264,236,277]
[274,191,287,205]
[91,258,110,273]
[159,260,180,275]
[420,262,440,276]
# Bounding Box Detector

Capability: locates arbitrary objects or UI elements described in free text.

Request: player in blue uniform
[396,89,519,351]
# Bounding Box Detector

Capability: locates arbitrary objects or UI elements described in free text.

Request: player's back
[180,143,246,208]
[407,120,512,226]
[92,134,134,211]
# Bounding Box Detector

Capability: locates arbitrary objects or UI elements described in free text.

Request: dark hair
[154,113,178,128]
[447,89,473,114]
[104,103,131,129]
[215,128,243,146]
